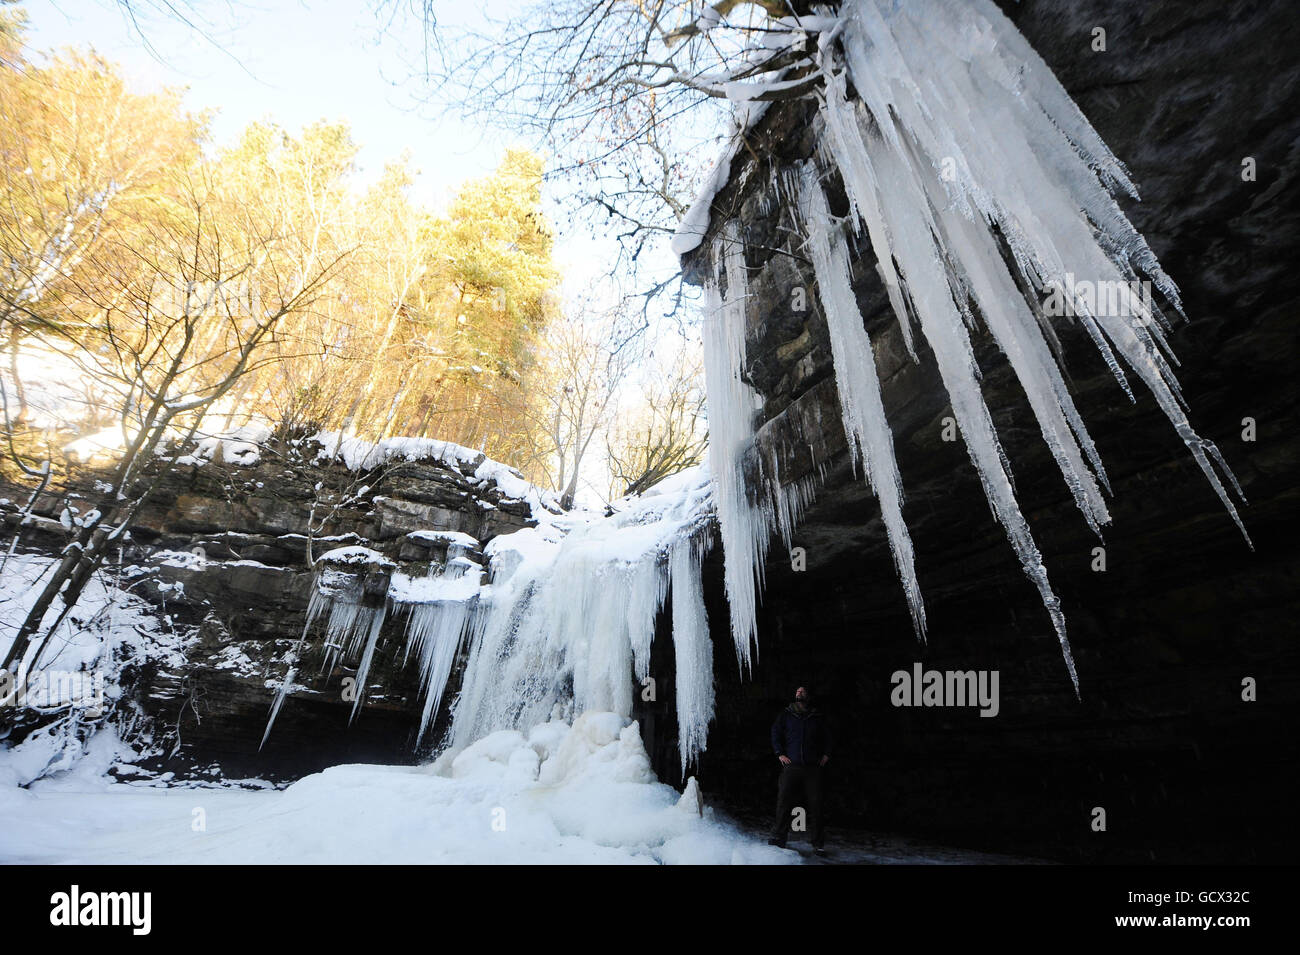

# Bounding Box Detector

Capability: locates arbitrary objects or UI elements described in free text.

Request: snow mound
[0,713,793,865]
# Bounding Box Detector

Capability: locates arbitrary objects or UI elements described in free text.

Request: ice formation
[259,468,719,773]
[450,470,716,770]
[701,221,770,672]
[694,0,1249,692]
[254,0,1251,773]
[799,163,926,640]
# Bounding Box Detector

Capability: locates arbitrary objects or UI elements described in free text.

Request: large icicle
[823,0,1247,543]
[701,220,769,673]
[396,538,483,746]
[746,0,1256,690]
[798,162,927,639]
[669,534,714,774]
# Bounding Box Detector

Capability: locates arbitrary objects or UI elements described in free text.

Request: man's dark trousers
[770,763,826,848]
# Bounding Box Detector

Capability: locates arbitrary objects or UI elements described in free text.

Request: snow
[315,545,395,569]
[669,11,847,254]
[188,423,271,467]
[671,101,775,255]
[308,430,560,515]
[1,712,791,864]
[388,570,481,605]
[0,553,185,783]
[309,430,485,474]
[406,529,480,549]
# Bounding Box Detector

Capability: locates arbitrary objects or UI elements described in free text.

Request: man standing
[769,685,832,854]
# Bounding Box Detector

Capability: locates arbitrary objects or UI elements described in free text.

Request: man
[768,685,832,854]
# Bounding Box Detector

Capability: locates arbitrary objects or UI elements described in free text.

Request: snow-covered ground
[0,441,785,864]
[0,714,792,865]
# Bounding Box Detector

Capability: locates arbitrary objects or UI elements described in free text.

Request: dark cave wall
[670,0,1300,862]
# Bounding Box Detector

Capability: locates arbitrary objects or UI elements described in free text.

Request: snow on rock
[309,430,486,473]
[307,431,560,516]
[188,423,272,467]
[315,545,396,570]
[388,570,481,605]
[405,529,480,550]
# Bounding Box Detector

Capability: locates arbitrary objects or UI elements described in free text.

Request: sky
[26,0,511,209]
[22,0,698,306]
[20,0,702,505]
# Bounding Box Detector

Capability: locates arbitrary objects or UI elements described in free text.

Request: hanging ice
[449,470,717,771]
[798,162,926,640]
[393,536,483,746]
[701,220,770,673]
[692,0,1248,694]
[669,535,715,775]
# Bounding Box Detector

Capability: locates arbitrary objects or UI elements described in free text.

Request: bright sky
[22,0,700,505]
[27,0,511,208]
[23,0,693,302]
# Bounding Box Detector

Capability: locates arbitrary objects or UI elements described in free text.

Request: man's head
[795,686,810,704]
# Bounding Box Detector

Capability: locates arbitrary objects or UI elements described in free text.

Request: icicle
[819,80,1081,689]
[763,0,1255,689]
[394,546,483,745]
[448,470,718,757]
[259,590,330,750]
[405,600,473,745]
[259,663,296,751]
[701,220,770,673]
[798,162,927,639]
[670,535,714,774]
[261,568,390,746]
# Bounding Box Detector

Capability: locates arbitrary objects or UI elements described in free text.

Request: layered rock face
[4,434,539,780]
[669,0,1298,862]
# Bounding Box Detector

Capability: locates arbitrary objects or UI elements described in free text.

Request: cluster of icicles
[262,481,719,774]
[260,540,478,752]
[261,0,1249,768]
[702,0,1249,695]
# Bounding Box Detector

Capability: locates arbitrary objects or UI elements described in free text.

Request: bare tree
[0,171,346,685]
[527,305,631,509]
[606,343,707,497]
[391,1,827,330]
[0,48,200,484]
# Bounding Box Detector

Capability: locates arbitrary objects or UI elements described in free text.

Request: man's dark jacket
[771,704,832,766]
